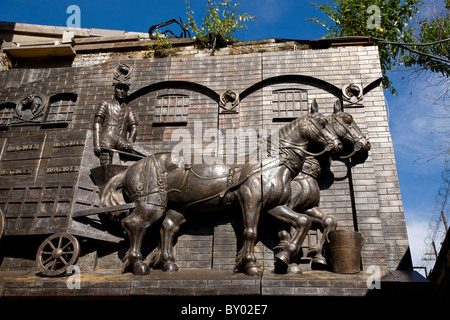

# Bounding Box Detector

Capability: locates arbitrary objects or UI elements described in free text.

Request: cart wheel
[0,209,4,243]
[36,232,80,277]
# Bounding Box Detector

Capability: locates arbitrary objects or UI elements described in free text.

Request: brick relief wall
[0,43,411,273]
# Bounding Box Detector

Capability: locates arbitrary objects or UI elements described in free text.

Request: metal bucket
[326,230,364,274]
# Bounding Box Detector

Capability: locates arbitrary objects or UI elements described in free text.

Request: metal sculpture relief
[342,83,363,105]
[128,99,370,275]
[219,89,239,113]
[101,100,343,275]
[12,91,48,123]
[273,100,371,273]
[0,209,4,244]
[93,64,139,165]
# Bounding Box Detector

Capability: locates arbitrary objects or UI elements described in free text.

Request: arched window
[46,93,77,124]
[272,89,308,121]
[0,102,15,128]
[154,94,189,125]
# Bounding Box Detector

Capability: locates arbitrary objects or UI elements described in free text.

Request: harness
[130,117,334,207]
[183,157,286,207]
[299,158,321,180]
[331,114,366,159]
[131,154,168,210]
[279,117,335,157]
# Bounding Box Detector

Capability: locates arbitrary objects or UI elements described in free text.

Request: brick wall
[0,41,412,273]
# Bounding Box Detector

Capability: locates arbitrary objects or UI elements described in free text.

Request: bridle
[330,113,369,160]
[279,116,338,157]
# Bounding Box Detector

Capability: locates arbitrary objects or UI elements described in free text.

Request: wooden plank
[4,44,76,58]
[50,130,87,159]
[72,34,140,44]
[1,134,46,161]
[0,159,40,184]
[71,203,136,218]
[68,219,123,243]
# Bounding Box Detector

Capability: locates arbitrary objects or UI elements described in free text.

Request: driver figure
[93,64,138,165]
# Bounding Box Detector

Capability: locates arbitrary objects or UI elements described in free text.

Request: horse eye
[318,118,327,127]
[345,115,353,124]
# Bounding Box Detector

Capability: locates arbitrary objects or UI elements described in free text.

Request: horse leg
[235,185,263,276]
[267,205,311,274]
[160,209,186,272]
[305,207,337,265]
[121,202,165,275]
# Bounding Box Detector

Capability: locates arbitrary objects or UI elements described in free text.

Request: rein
[184,156,283,207]
[338,143,363,160]
[279,117,335,157]
[132,114,337,207]
[279,138,333,157]
[330,114,366,160]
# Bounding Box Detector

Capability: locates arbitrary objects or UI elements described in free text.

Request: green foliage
[148,29,173,57]
[185,0,255,46]
[310,0,421,95]
[403,4,450,76]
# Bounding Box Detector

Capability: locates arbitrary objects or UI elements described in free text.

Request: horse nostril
[360,138,370,151]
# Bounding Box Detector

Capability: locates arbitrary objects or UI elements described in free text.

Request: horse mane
[278,114,308,139]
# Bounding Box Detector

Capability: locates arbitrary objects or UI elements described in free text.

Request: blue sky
[0,0,447,272]
[0,0,328,39]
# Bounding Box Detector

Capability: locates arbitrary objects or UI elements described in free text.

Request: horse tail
[100,171,126,208]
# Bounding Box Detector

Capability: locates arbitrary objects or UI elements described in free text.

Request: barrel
[326,230,364,274]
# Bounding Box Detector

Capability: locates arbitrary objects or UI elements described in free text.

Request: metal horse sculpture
[273,100,371,273]
[102,100,342,275]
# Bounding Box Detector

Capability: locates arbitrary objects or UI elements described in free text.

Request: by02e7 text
[225,305,267,315]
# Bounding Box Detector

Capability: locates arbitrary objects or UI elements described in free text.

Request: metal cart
[0,130,137,276]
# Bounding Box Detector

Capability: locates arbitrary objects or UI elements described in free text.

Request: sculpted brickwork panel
[0,44,412,294]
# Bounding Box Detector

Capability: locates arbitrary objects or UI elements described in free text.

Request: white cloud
[405,218,428,268]
[387,71,449,174]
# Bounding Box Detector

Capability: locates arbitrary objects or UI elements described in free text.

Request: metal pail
[326,230,364,274]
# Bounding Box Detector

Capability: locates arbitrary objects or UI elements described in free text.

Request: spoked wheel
[36,232,80,277]
[0,209,4,243]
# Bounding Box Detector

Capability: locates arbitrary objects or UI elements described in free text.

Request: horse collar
[301,158,321,179]
[280,148,305,176]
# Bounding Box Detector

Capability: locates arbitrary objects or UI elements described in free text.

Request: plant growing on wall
[148,30,173,57]
[310,0,450,96]
[185,0,255,48]
[309,0,421,95]
[402,0,450,77]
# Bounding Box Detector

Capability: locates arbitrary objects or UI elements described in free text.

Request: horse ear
[311,99,319,114]
[333,99,342,113]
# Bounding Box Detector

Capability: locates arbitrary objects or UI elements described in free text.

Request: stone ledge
[0,268,260,298]
[0,268,433,299]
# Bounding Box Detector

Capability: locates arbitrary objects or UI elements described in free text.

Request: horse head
[302,99,343,158]
[328,99,371,164]
[278,99,342,161]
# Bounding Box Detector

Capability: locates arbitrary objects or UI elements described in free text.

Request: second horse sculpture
[273,100,370,273]
[102,100,342,275]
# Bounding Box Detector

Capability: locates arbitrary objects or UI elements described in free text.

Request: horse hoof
[274,259,288,274]
[287,263,302,274]
[245,265,262,276]
[133,262,150,275]
[274,252,290,274]
[312,255,327,266]
[162,263,179,272]
[311,255,328,270]
[275,252,290,265]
